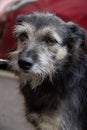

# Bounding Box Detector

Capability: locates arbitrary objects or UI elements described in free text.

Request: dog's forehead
[29,13,64,28]
[17,12,64,28]
[15,12,67,42]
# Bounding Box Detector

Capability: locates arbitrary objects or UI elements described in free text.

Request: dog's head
[9,12,86,87]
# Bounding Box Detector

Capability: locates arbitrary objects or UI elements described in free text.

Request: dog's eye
[19,32,28,41]
[45,37,57,46]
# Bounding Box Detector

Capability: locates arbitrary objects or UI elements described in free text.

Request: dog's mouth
[21,69,29,73]
[18,58,43,75]
[19,64,40,75]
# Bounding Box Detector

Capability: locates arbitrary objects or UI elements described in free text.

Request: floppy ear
[67,22,86,47]
[13,15,28,39]
[16,15,27,24]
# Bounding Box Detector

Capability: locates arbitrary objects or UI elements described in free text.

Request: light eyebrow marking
[39,26,62,44]
[14,22,35,36]
[52,32,62,44]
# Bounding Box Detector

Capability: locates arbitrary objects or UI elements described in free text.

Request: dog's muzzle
[18,57,34,70]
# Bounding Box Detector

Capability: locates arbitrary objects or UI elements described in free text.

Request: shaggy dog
[9,12,87,130]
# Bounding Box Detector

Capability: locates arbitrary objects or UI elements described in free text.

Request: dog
[9,12,87,130]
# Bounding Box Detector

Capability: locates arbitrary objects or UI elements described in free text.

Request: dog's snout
[18,57,33,70]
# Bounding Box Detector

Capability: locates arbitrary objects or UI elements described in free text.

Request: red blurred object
[0,0,87,58]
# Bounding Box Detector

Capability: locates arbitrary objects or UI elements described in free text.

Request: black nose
[18,57,33,70]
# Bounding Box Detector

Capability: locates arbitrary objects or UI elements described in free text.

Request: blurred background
[0,0,87,130]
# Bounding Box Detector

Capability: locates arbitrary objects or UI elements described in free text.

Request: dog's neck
[20,74,67,113]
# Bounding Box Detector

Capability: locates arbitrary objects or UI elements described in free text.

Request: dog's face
[9,12,86,87]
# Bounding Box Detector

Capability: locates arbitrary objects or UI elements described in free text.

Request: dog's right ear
[67,22,86,47]
[16,15,27,24]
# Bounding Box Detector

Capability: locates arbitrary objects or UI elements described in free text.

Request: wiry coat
[9,12,87,130]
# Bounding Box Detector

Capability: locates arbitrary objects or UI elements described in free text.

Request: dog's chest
[21,82,80,130]
[21,77,65,113]
[22,83,60,113]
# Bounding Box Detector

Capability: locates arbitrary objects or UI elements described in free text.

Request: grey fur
[9,12,87,130]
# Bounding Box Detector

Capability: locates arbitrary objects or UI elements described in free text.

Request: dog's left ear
[16,15,27,24]
[67,22,86,47]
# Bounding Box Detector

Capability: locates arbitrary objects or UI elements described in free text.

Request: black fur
[10,12,87,130]
[20,49,87,130]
